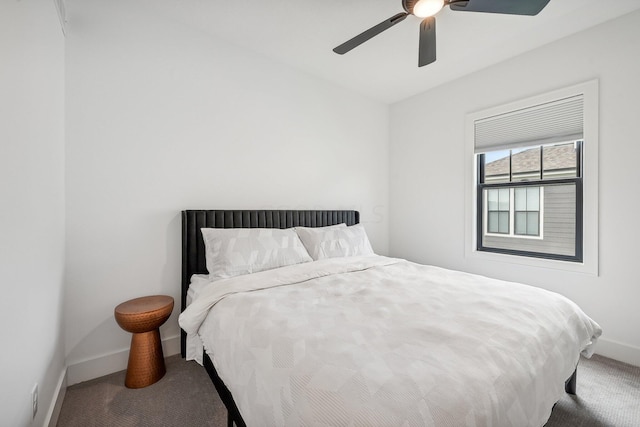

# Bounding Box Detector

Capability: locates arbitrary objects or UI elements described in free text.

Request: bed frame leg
[565,367,577,395]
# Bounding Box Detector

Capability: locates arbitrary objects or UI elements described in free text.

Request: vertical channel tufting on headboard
[180,210,360,357]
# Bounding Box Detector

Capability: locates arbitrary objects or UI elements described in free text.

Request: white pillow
[293,223,346,259]
[295,223,374,260]
[201,228,312,281]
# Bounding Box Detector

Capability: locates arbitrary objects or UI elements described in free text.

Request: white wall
[390,11,640,366]
[0,0,66,425]
[64,0,389,383]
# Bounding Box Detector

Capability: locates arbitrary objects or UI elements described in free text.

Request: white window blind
[474,94,584,153]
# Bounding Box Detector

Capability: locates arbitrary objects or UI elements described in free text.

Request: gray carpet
[547,355,640,427]
[57,355,226,427]
[57,354,640,426]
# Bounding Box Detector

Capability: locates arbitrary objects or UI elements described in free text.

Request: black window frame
[476,141,584,262]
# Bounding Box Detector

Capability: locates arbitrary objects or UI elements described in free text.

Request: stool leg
[125,329,166,388]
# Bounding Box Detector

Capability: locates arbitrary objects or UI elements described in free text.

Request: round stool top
[115,295,174,333]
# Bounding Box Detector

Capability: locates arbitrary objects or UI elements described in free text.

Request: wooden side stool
[114,295,174,388]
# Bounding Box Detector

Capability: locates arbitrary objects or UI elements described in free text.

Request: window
[478,142,581,261]
[514,187,540,236]
[464,80,599,274]
[486,188,510,234]
[484,185,543,238]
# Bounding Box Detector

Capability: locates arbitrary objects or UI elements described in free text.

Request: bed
[178,209,601,427]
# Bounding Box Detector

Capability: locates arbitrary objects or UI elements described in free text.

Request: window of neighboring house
[484,185,543,238]
[486,188,510,234]
[514,186,540,236]
[464,81,599,273]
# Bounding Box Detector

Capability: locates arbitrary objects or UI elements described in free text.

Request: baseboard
[62,334,637,386]
[45,367,67,427]
[594,337,640,367]
[66,334,181,386]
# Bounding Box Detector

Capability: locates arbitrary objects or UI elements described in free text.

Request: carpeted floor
[57,355,226,427]
[57,353,640,427]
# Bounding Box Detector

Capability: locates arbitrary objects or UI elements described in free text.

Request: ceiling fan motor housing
[402,0,420,15]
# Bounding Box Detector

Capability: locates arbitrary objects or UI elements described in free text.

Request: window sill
[484,232,544,240]
[465,246,598,276]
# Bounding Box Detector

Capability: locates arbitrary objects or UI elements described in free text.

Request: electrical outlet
[31,383,38,419]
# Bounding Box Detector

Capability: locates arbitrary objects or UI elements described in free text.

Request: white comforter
[179,256,601,427]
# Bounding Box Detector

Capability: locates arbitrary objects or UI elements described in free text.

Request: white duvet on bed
[184,274,211,364]
[179,255,601,427]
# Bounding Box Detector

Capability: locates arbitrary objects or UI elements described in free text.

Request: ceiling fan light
[413,0,444,18]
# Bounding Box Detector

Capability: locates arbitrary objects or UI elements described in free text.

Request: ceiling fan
[333,0,551,67]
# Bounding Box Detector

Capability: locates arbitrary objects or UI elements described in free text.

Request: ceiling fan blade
[448,0,551,16]
[418,16,436,67]
[333,12,409,55]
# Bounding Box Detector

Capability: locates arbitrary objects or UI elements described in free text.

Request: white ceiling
[142,0,640,104]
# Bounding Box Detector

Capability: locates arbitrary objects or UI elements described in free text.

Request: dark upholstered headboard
[180,209,360,356]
